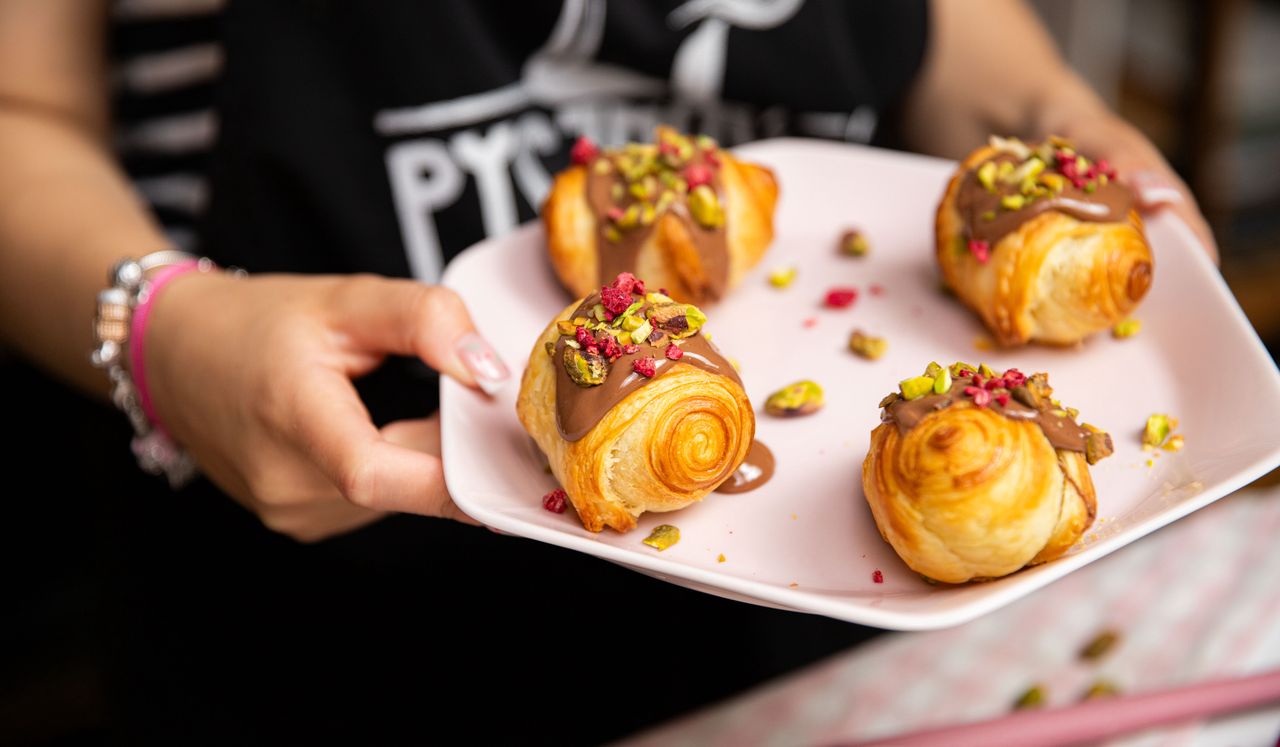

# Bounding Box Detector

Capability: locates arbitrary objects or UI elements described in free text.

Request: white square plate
[441,138,1280,630]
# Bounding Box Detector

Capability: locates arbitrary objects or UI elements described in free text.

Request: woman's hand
[1062,116,1220,265]
[142,271,510,542]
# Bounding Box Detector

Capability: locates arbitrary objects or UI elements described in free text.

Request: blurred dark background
[4,0,1280,744]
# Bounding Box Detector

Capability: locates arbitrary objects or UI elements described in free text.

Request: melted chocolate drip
[714,440,775,493]
[554,292,741,442]
[883,380,1088,453]
[585,148,730,301]
[957,153,1135,246]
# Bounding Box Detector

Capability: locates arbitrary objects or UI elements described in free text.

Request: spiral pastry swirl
[517,304,753,533]
[936,141,1154,346]
[863,402,1097,583]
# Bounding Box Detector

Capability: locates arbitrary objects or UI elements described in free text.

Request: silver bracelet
[90,249,208,488]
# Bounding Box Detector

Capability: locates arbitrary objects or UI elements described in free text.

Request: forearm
[0,107,170,398]
[902,0,1112,159]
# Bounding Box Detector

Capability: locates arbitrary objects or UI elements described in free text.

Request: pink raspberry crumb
[632,356,657,378]
[824,287,858,308]
[570,136,598,165]
[664,343,683,361]
[872,569,884,584]
[542,488,568,513]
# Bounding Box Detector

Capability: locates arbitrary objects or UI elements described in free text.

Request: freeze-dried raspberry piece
[570,136,598,165]
[601,284,632,315]
[632,356,657,378]
[542,488,567,513]
[612,272,639,295]
[665,343,683,361]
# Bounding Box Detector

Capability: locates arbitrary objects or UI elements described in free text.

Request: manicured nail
[455,332,509,395]
[1128,170,1184,207]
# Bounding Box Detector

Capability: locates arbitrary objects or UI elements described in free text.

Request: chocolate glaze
[585,148,730,301]
[554,292,742,442]
[883,380,1088,453]
[714,440,775,493]
[957,153,1134,246]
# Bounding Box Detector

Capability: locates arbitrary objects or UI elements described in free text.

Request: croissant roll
[936,135,1154,346]
[516,272,754,533]
[861,362,1112,583]
[543,127,778,305]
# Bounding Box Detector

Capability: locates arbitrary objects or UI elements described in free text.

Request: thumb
[328,275,510,394]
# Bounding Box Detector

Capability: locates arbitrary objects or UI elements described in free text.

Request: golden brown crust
[936,145,1154,346]
[516,303,755,533]
[861,403,1097,583]
[541,152,778,304]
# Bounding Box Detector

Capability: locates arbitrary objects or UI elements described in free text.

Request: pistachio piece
[1085,428,1114,465]
[1011,385,1042,410]
[1010,156,1045,184]
[688,184,725,228]
[933,367,952,394]
[642,524,680,551]
[848,330,887,360]
[950,361,977,377]
[610,183,625,202]
[563,346,607,387]
[989,135,1032,159]
[621,313,645,332]
[1163,434,1185,452]
[544,341,555,356]
[604,226,623,243]
[593,159,612,175]
[645,291,676,305]
[878,392,900,408]
[1079,630,1120,661]
[556,320,577,336]
[1081,680,1121,701]
[981,210,997,221]
[899,376,934,401]
[1040,172,1067,193]
[1013,684,1046,710]
[1001,194,1026,211]
[977,160,998,192]
[1112,319,1142,339]
[924,361,944,378]
[1142,414,1172,449]
[768,266,798,288]
[640,203,657,226]
[996,160,1015,182]
[646,303,706,338]
[840,229,871,257]
[629,320,653,345]
[591,303,609,322]
[618,203,641,229]
[978,363,997,379]
[765,380,825,417]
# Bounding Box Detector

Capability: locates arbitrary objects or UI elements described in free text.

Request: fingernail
[1128,171,1184,207]
[455,332,510,395]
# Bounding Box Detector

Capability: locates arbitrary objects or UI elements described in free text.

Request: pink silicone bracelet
[128,259,204,435]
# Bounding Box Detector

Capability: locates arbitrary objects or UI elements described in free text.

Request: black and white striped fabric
[109,0,225,252]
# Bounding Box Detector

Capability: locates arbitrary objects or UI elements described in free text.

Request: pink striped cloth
[615,489,1280,747]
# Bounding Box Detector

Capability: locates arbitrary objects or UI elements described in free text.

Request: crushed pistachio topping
[1142,413,1184,451]
[1112,318,1142,339]
[642,524,680,551]
[1081,680,1121,701]
[556,272,712,389]
[976,134,1119,216]
[765,380,824,417]
[1013,684,1047,710]
[848,330,888,360]
[884,362,1112,462]
[1079,630,1120,661]
[768,266,798,288]
[839,228,871,257]
[581,128,724,243]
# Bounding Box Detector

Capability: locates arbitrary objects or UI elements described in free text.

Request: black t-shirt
[102,2,928,744]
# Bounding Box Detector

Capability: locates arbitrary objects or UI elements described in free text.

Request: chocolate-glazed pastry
[517,272,756,533]
[936,135,1154,346]
[543,127,778,305]
[862,361,1113,583]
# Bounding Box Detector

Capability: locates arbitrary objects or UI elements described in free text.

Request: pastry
[862,362,1114,583]
[936,135,1154,346]
[543,127,778,305]
[517,272,754,532]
